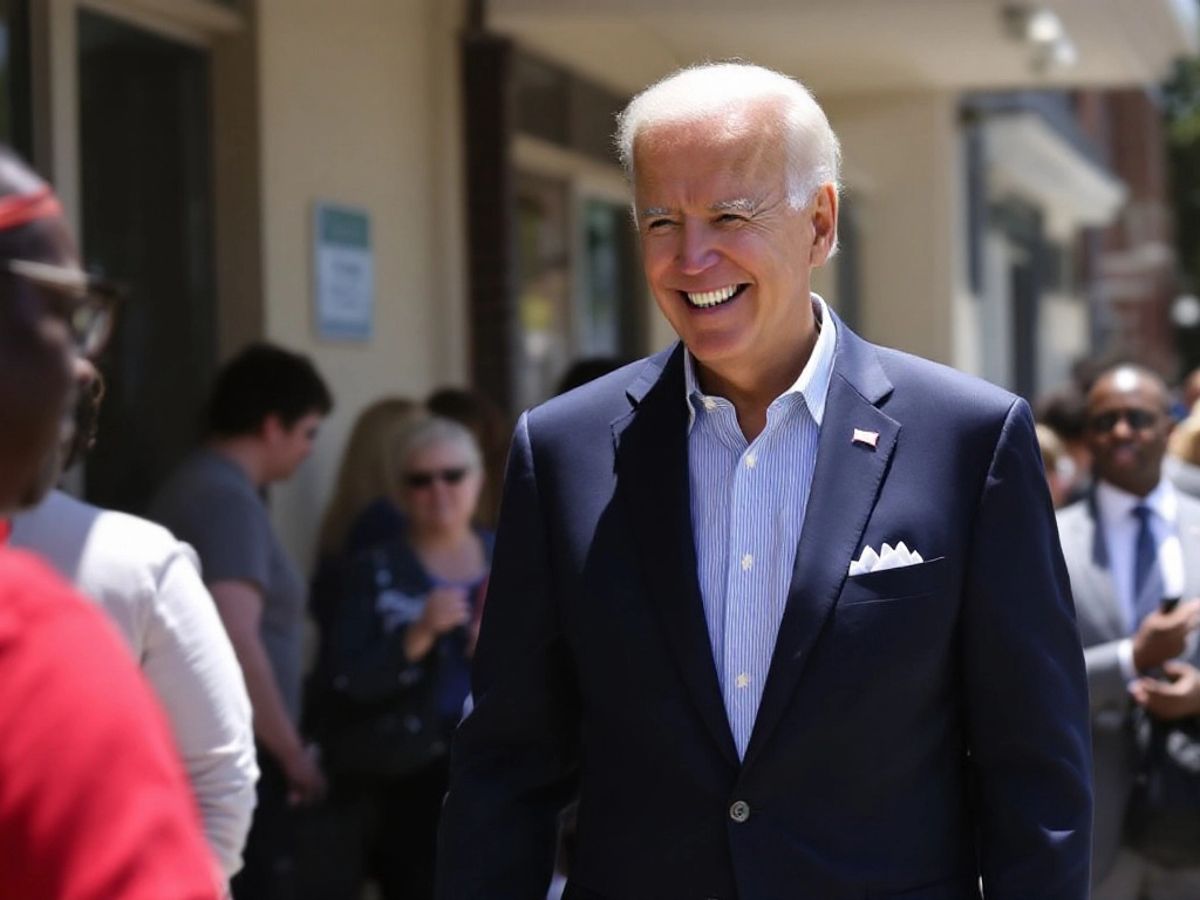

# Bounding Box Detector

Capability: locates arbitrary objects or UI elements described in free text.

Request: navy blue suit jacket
[437,316,1092,900]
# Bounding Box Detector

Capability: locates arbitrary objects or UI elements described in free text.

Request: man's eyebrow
[711,197,758,213]
[640,206,672,218]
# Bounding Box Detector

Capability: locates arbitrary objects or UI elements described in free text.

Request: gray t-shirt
[149,448,306,724]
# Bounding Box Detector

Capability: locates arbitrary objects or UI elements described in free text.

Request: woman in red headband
[0,145,223,899]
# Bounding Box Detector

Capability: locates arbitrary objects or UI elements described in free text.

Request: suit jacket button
[729,800,751,823]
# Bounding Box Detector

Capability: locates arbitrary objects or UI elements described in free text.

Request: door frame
[31,0,263,365]
[29,0,245,495]
[31,0,242,231]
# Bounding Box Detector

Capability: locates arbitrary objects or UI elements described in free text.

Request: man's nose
[1111,416,1135,440]
[677,223,719,275]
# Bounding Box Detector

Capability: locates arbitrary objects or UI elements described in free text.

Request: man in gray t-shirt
[151,449,306,721]
[150,343,332,900]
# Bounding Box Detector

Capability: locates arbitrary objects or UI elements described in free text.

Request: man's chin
[1099,466,1158,496]
[16,445,65,511]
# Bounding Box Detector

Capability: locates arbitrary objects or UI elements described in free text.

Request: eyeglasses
[403,467,470,489]
[4,258,123,357]
[1087,408,1161,433]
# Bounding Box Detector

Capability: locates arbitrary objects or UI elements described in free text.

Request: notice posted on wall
[313,202,374,341]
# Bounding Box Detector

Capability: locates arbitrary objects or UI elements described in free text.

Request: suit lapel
[1077,493,1130,639]
[744,324,898,768]
[613,346,739,767]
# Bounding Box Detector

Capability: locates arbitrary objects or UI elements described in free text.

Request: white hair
[391,415,482,475]
[615,62,841,211]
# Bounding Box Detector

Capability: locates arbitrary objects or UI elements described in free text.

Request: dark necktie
[1132,504,1162,625]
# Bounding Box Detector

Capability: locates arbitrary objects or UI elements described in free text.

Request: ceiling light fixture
[1002,4,1079,74]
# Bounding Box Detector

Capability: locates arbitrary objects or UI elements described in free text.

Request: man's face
[633,108,836,382]
[0,216,80,513]
[263,411,323,483]
[1085,368,1172,497]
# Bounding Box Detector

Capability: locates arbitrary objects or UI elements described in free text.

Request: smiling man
[1058,363,1200,898]
[437,63,1091,900]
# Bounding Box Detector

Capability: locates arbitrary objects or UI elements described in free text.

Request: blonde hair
[316,397,420,557]
[1169,399,1200,466]
[1035,423,1065,473]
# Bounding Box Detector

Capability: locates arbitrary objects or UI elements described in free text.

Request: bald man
[1059,364,1200,899]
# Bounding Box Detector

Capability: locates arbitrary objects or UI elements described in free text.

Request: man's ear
[259,412,284,443]
[808,183,839,267]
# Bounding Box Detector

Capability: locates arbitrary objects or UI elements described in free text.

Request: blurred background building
[3,0,1196,568]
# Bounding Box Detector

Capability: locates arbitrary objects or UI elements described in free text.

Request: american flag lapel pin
[852,428,879,449]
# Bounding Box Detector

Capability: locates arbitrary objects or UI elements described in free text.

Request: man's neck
[1097,474,1162,502]
[207,436,269,488]
[695,326,818,442]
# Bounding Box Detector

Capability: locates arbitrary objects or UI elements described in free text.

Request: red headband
[0,187,62,232]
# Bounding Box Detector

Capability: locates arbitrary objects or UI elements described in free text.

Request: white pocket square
[848,541,924,577]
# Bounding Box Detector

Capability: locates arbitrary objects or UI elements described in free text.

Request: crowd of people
[0,133,522,897]
[0,163,626,895]
[138,342,522,898]
[8,56,1200,900]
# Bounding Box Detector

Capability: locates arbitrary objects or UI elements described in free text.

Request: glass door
[76,8,216,513]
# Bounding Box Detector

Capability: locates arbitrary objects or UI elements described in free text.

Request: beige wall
[823,91,968,368]
[254,0,468,569]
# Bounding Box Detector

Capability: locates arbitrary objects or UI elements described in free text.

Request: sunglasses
[4,258,124,357]
[1087,408,1160,433]
[403,467,470,489]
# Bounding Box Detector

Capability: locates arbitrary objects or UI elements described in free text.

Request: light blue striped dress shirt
[685,295,837,759]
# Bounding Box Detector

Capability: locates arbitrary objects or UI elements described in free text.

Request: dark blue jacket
[437,315,1092,900]
[309,528,492,768]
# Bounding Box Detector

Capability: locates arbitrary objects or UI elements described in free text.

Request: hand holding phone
[1133,598,1200,672]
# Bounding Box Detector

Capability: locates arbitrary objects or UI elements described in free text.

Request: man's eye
[646,219,674,232]
[717,213,745,224]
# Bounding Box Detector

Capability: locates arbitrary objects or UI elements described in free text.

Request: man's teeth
[686,285,739,308]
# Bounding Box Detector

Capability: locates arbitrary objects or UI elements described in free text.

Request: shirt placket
[721,404,783,757]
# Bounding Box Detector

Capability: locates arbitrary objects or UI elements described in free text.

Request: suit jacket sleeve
[1084,638,1132,712]
[959,399,1093,898]
[436,411,580,900]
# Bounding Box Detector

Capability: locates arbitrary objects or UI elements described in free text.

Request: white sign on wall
[313,202,374,341]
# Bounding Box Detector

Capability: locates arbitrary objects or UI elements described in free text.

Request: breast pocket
[840,556,948,607]
[824,555,958,720]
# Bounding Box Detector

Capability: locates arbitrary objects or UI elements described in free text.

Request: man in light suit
[1058,364,1200,899]
[437,62,1091,899]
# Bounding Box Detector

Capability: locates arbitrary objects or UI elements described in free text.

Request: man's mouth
[682,284,747,309]
[1108,445,1141,465]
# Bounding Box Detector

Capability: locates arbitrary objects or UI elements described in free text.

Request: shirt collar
[684,293,838,432]
[1095,476,1177,527]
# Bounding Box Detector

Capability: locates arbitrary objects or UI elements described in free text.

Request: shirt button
[729,800,751,823]
[703,397,718,411]
[745,453,757,469]
[735,672,750,689]
[741,553,753,571]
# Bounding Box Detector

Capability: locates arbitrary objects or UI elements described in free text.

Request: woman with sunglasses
[304,415,490,900]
